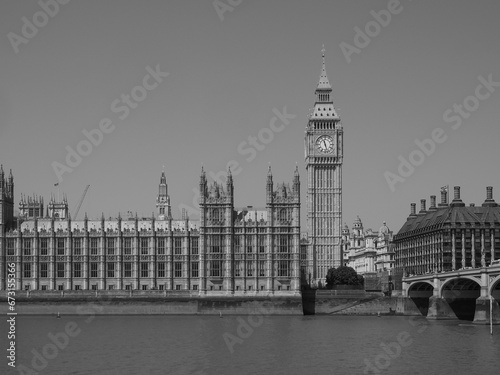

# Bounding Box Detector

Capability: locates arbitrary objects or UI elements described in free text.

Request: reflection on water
[3,315,500,375]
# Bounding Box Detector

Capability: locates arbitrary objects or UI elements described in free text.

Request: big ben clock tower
[305,46,343,285]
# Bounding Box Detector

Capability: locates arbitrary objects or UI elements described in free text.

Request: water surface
[3,315,499,374]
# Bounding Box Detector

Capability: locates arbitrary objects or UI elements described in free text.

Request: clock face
[316,135,334,154]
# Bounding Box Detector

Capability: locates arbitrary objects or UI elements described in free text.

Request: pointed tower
[0,165,15,234]
[305,46,343,284]
[293,165,300,199]
[7,169,14,200]
[47,192,69,219]
[226,168,234,204]
[156,170,172,220]
[266,165,273,204]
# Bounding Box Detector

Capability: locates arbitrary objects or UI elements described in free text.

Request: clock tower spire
[305,46,343,286]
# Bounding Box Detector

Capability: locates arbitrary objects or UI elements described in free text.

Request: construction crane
[72,185,90,220]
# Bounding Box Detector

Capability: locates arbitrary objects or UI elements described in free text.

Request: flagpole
[54,183,60,203]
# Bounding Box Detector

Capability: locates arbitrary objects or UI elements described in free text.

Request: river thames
[3,315,499,375]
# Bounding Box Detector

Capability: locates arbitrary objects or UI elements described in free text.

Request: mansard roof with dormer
[395,204,500,240]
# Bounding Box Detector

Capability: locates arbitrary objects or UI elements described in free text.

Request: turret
[293,165,300,199]
[226,168,233,203]
[7,169,14,199]
[156,170,172,219]
[0,164,4,190]
[199,166,207,203]
[266,165,273,204]
[342,223,350,237]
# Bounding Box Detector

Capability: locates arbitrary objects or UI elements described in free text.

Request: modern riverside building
[393,186,500,287]
[0,167,301,294]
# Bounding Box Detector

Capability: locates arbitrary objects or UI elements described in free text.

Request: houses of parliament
[0,49,344,294]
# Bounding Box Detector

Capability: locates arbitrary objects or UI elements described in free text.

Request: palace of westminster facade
[0,50,344,294]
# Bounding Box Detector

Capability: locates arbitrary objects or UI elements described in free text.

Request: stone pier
[427,296,458,320]
[473,297,500,325]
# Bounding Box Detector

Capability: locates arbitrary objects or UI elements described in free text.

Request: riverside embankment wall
[302,290,422,316]
[0,290,303,315]
[0,290,423,316]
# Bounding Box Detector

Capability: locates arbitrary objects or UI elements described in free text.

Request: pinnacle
[317,44,331,89]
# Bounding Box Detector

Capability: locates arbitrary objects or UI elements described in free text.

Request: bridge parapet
[403,265,500,297]
[401,265,500,322]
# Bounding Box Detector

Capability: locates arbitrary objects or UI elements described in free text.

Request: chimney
[439,189,448,207]
[450,186,465,207]
[419,199,427,214]
[408,203,417,219]
[482,186,498,207]
[429,195,437,210]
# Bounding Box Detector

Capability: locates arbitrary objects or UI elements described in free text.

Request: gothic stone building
[305,47,343,285]
[0,166,300,294]
[1,48,339,293]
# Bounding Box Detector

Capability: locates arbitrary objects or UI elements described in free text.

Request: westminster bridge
[402,264,500,323]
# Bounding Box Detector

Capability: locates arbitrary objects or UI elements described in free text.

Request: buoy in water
[56,312,61,319]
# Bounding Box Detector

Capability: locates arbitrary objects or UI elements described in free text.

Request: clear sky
[1,0,499,233]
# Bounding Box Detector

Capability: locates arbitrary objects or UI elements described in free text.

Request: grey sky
[1,0,499,232]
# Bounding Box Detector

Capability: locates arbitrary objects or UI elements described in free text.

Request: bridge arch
[489,275,500,295]
[440,277,481,321]
[439,276,481,298]
[490,276,500,304]
[407,281,434,316]
[408,281,433,292]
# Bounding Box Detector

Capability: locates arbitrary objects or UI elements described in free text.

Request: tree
[325,266,364,289]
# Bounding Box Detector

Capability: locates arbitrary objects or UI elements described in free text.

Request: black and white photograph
[1,1,500,374]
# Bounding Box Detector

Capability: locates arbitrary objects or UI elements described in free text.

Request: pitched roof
[395,205,500,239]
